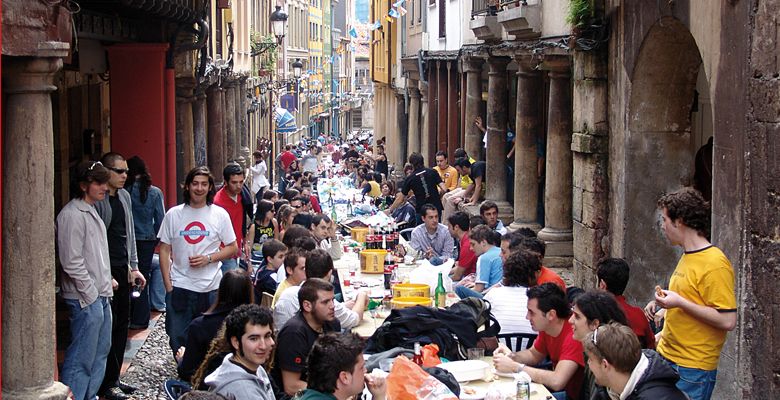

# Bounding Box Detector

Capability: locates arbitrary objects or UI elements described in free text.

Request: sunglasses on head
[88,161,103,170]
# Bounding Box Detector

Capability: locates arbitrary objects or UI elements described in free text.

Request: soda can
[516,379,530,400]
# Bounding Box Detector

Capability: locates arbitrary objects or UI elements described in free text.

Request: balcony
[497,0,541,39]
[470,0,502,41]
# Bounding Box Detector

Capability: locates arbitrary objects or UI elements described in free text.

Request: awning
[275,107,297,133]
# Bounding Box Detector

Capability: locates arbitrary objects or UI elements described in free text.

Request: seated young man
[454,225,503,299]
[272,250,308,307]
[584,323,687,400]
[596,258,656,349]
[479,200,508,234]
[446,212,477,281]
[493,283,585,400]
[252,239,287,300]
[409,204,454,262]
[204,304,276,399]
[311,214,343,261]
[273,249,367,329]
[500,232,566,292]
[271,278,342,396]
[297,333,387,400]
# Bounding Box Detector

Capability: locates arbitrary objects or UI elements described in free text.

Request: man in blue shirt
[455,224,503,299]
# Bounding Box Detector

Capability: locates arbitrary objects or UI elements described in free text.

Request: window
[438,0,446,37]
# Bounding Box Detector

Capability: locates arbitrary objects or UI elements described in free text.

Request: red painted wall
[106,44,176,208]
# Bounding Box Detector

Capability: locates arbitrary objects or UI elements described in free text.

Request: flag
[393,0,405,7]
[398,6,407,16]
[371,20,382,30]
[388,8,400,18]
[349,27,358,38]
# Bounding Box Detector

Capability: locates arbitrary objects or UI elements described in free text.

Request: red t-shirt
[310,195,322,213]
[459,233,477,275]
[213,188,244,257]
[616,295,656,349]
[537,266,566,291]
[532,322,584,400]
[280,151,296,170]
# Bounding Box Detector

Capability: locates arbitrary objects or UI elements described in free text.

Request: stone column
[510,56,543,231]
[436,61,448,157]
[485,57,513,222]
[447,61,459,158]
[463,57,484,161]
[207,85,225,185]
[537,66,574,263]
[407,86,421,156]
[2,43,71,400]
[176,79,196,188]
[193,91,208,167]
[426,64,438,163]
[419,81,430,162]
[395,92,409,175]
[224,82,238,163]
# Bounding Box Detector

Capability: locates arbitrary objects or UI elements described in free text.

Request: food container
[436,360,492,382]
[359,249,387,273]
[351,227,369,243]
[392,283,430,299]
[390,296,432,309]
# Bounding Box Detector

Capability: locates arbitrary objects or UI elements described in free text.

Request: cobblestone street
[122,315,177,400]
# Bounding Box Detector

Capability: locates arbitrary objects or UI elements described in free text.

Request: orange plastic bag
[421,344,442,367]
[386,356,458,400]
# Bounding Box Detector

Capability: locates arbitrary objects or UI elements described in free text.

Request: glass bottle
[435,272,446,308]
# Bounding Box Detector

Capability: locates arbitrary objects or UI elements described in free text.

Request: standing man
[645,188,736,400]
[272,278,342,396]
[434,151,459,196]
[158,166,238,354]
[95,152,146,400]
[493,283,585,400]
[384,152,446,219]
[298,333,387,400]
[480,201,508,234]
[57,161,114,400]
[214,163,246,272]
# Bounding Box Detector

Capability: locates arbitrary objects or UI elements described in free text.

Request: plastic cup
[467,348,484,360]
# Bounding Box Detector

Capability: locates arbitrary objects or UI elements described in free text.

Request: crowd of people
[57,133,734,400]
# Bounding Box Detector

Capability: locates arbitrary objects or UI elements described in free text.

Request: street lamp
[270,6,288,44]
[292,58,303,79]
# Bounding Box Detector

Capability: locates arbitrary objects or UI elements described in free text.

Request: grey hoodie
[205,354,276,400]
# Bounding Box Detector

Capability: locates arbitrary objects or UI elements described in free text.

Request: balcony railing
[471,0,490,16]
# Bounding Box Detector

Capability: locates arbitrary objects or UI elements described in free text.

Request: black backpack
[365,299,501,360]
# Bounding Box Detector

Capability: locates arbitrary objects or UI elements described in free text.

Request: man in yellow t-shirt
[433,151,459,193]
[645,188,736,400]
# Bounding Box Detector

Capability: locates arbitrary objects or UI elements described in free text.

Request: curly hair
[503,250,541,287]
[305,333,366,394]
[657,187,710,238]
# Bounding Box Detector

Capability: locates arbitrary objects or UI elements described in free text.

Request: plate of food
[459,385,487,400]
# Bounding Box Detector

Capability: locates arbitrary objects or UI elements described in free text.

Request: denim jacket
[95,188,139,269]
[127,182,165,241]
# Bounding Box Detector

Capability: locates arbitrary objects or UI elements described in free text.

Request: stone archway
[622,17,708,298]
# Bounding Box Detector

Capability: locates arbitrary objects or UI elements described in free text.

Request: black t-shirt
[401,167,444,213]
[375,154,388,177]
[271,312,341,389]
[107,194,128,266]
[469,161,487,182]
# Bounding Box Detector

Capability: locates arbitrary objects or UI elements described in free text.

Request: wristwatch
[207,254,212,263]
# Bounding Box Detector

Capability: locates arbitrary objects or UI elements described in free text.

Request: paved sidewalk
[121,312,179,399]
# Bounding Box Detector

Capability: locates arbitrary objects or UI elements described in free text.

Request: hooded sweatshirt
[205,353,276,400]
[593,350,688,400]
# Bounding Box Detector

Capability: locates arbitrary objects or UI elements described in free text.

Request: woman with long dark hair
[125,156,166,328]
[244,200,280,256]
[176,269,255,382]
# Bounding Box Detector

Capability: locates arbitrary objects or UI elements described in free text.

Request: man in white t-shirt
[158,166,238,354]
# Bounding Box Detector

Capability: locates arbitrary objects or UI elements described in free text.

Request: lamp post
[252,6,288,57]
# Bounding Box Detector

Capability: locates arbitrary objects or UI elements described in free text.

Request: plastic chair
[163,379,191,400]
[497,332,538,352]
[399,227,414,242]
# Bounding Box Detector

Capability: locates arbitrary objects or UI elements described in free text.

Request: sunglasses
[108,167,129,174]
[88,161,103,170]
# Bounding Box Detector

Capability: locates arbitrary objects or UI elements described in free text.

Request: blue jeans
[130,240,157,327]
[220,257,239,273]
[61,297,112,400]
[667,361,717,400]
[551,391,567,400]
[149,253,166,311]
[165,287,217,354]
[455,285,484,299]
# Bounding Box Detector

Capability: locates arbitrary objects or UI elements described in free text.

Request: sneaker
[101,387,131,400]
[116,381,138,394]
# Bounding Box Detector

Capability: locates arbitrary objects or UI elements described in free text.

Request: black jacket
[590,350,688,400]
[177,305,235,382]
